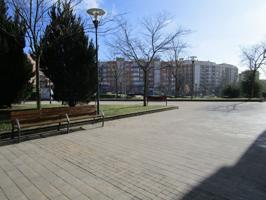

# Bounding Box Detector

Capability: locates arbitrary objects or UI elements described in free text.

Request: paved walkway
[0,102,266,200]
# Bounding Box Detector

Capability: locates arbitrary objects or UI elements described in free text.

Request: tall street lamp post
[87,8,105,115]
[190,56,197,100]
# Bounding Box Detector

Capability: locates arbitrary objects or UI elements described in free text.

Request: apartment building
[239,70,260,81]
[219,63,239,85]
[99,59,238,96]
[162,61,238,96]
[99,58,160,95]
[194,61,238,96]
[159,61,193,96]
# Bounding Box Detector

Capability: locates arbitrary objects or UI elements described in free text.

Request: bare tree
[109,13,188,106]
[164,39,187,97]
[8,0,56,109]
[106,52,125,98]
[242,43,266,98]
[111,62,124,98]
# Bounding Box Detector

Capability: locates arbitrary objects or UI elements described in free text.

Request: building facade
[239,70,260,82]
[99,58,160,95]
[99,59,238,97]
[194,62,238,96]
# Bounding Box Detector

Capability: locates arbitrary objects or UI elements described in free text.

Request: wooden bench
[147,96,168,106]
[66,105,104,127]
[10,105,104,142]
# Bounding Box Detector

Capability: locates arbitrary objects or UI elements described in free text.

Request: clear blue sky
[81,0,266,74]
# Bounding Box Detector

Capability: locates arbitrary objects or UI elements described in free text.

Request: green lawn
[0,104,166,133]
[101,104,165,117]
[0,120,11,133]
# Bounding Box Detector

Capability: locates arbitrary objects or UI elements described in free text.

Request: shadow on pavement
[0,123,103,146]
[207,102,246,112]
[180,130,266,200]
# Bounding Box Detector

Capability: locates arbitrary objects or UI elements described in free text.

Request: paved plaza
[0,102,266,200]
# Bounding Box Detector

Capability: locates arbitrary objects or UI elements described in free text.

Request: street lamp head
[87,8,105,21]
[190,56,197,61]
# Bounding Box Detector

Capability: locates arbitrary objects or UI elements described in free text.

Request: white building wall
[194,63,201,91]
[153,61,161,95]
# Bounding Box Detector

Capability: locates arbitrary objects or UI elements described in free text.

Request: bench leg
[65,114,70,134]
[11,125,14,139]
[66,122,69,133]
[14,119,21,143]
[18,129,21,143]
[100,111,105,127]
[58,122,61,131]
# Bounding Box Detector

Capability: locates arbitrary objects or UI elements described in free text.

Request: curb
[100,98,264,102]
[104,106,178,122]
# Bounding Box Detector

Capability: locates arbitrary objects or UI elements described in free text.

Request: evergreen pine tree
[0,0,33,107]
[41,1,96,106]
[0,0,7,24]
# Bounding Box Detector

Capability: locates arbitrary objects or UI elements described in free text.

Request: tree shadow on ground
[180,130,266,200]
[0,122,103,146]
[207,102,246,113]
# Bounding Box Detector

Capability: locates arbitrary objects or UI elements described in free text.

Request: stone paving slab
[0,102,266,200]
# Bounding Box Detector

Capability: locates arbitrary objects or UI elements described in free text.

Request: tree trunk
[143,70,147,106]
[35,55,41,110]
[115,78,118,98]
[175,77,178,98]
[68,101,76,107]
[250,71,256,98]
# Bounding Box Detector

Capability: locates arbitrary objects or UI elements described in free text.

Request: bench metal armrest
[100,110,105,127]
[11,119,21,142]
[65,114,70,133]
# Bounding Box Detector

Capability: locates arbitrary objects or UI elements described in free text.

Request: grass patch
[168,97,263,101]
[0,120,11,133]
[101,104,166,117]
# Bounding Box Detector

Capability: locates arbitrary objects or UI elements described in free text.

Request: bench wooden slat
[147,96,167,101]
[18,119,67,128]
[69,111,96,116]
[17,115,64,124]
[147,96,168,106]
[68,114,101,121]
[11,110,40,119]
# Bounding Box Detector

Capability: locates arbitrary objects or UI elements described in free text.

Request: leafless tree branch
[241,42,266,97]
[107,12,190,105]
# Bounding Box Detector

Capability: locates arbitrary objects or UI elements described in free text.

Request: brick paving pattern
[0,102,265,200]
